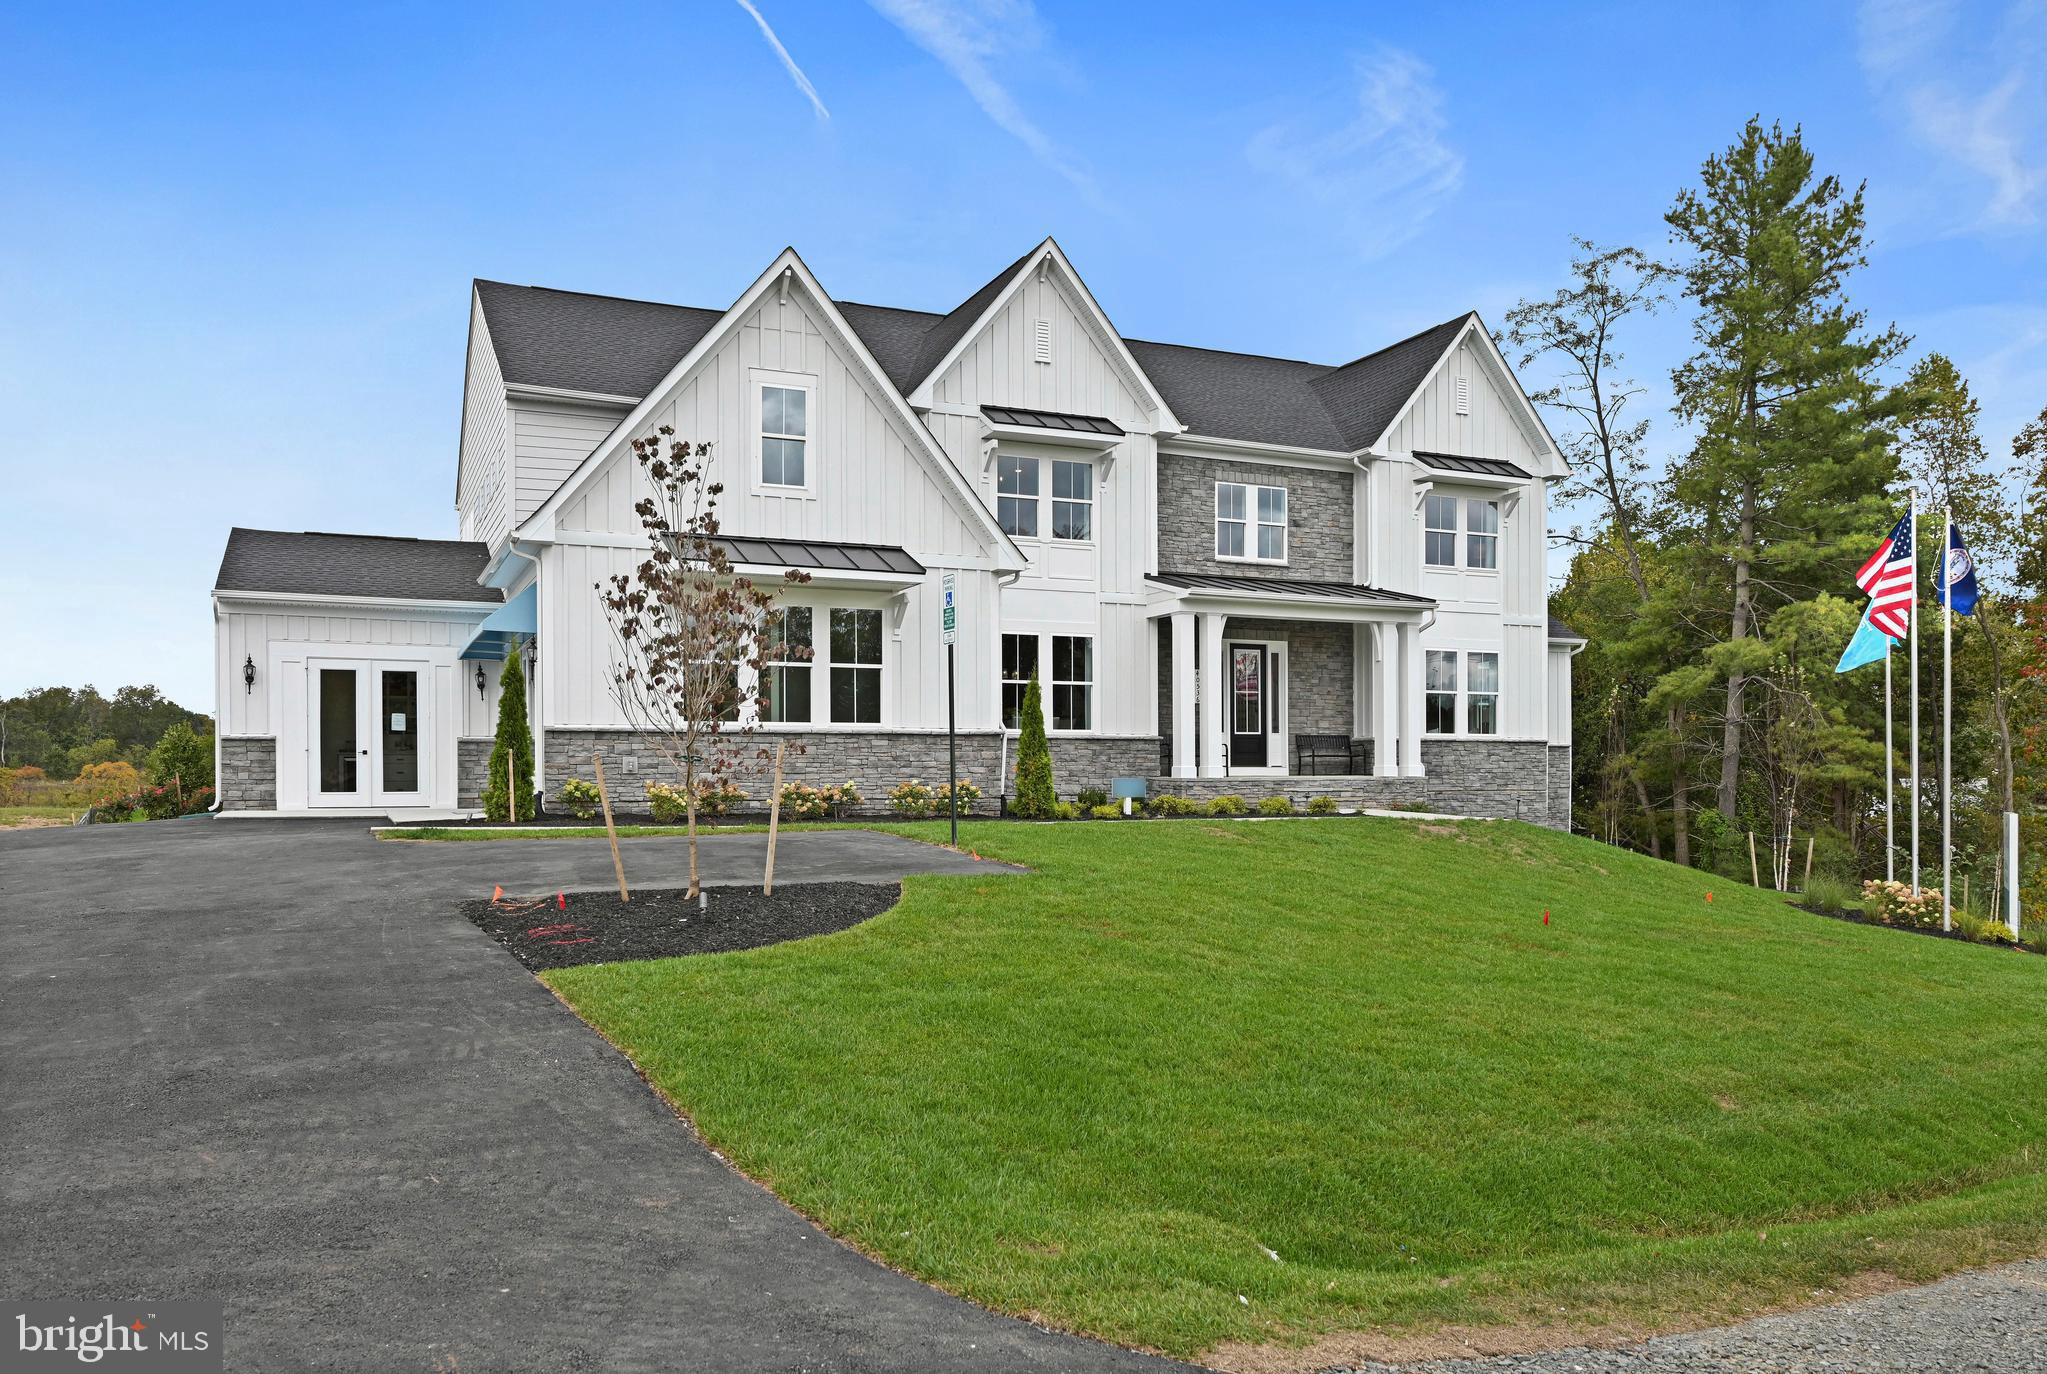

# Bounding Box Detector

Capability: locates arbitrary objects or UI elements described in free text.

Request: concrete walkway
[0,819,1172,1373]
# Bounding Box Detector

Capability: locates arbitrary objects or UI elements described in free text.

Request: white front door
[306,659,430,808]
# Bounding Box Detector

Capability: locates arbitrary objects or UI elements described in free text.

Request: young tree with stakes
[599,427,810,897]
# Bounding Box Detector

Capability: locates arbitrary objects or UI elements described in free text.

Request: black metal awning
[712,536,925,576]
[1414,450,1531,479]
[981,405,1125,436]
[1148,571,1433,607]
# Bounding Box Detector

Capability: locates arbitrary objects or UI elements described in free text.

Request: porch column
[1371,623,1399,777]
[1397,620,1427,778]
[1169,612,1197,778]
[1197,611,1228,778]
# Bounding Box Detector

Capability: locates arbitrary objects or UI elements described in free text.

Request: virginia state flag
[1934,520,1982,615]
[1835,600,1892,673]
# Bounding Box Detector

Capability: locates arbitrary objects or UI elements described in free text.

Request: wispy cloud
[1245,47,1464,261]
[866,0,1095,197]
[734,0,830,122]
[1858,0,2044,229]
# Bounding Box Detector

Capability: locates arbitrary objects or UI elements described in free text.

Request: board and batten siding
[1368,331,1555,743]
[538,284,1010,735]
[921,268,1161,739]
[457,297,512,551]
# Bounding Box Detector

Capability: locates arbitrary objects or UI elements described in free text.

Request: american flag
[1854,510,1916,639]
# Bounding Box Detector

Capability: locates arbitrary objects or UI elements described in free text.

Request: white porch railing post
[1372,622,1399,777]
[1197,612,1227,779]
[1398,619,1427,778]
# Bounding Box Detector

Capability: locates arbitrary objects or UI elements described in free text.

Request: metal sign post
[941,572,959,847]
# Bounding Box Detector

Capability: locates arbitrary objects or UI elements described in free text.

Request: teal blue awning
[459,584,537,661]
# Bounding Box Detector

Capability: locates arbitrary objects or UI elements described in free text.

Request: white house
[212,239,1581,824]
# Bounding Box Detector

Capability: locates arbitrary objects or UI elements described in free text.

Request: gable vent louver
[1033,317,1052,365]
[1454,373,1470,416]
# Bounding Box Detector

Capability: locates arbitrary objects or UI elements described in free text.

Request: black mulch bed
[461,882,901,970]
[1790,902,2041,955]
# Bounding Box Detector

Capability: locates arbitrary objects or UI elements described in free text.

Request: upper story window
[996,455,1094,542]
[755,372,815,492]
[1424,494,1500,569]
[1216,481,1286,563]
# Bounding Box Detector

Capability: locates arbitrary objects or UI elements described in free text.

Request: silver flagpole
[1909,488,1920,897]
[1884,647,1894,883]
[1941,504,1952,934]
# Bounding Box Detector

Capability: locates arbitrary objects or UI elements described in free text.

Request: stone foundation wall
[1547,744,1573,831]
[1151,775,1425,809]
[218,736,277,811]
[1420,738,1559,828]
[544,729,1160,811]
[457,738,493,809]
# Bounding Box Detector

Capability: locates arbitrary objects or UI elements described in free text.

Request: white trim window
[1001,632,1039,729]
[828,608,883,724]
[1466,651,1499,735]
[1050,459,1093,541]
[755,372,815,491]
[1216,481,1286,563]
[1424,493,1501,569]
[997,455,1039,537]
[1465,498,1500,569]
[1424,650,1458,734]
[761,606,812,723]
[1050,635,1093,731]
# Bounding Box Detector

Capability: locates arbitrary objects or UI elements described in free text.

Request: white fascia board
[211,590,499,618]
[514,248,1027,574]
[1163,434,1356,471]
[907,238,1183,434]
[504,382,639,409]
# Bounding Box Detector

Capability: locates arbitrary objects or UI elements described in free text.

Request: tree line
[1519,118,2043,910]
[0,684,213,779]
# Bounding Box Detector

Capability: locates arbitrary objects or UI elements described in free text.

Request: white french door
[306,659,430,808]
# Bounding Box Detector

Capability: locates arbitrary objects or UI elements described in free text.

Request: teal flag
[1835,602,1892,673]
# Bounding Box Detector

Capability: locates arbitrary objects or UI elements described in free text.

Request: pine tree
[1011,674,1055,818]
[481,639,535,822]
[1663,118,1906,823]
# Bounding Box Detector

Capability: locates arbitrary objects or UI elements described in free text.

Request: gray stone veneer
[1547,744,1573,831]
[1155,454,1353,581]
[544,729,1160,811]
[457,738,493,809]
[1420,739,1560,828]
[1156,616,1355,771]
[218,736,277,811]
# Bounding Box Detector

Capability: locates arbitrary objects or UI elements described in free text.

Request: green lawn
[543,818,2047,1359]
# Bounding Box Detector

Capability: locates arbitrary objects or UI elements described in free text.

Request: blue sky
[3,0,2042,713]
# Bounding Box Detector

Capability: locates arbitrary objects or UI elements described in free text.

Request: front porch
[1148,572,1434,782]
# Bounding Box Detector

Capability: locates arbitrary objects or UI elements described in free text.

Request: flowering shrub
[1862,879,1945,929]
[779,780,861,819]
[887,779,937,816]
[559,777,603,820]
[937,778,981,814]
[646,778,747,822]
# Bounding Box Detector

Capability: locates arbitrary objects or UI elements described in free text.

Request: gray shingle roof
[215,529,501,603]
[472,261,1480,454]
[1548,615,1586,642]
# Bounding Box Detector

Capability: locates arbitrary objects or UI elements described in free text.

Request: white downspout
[505,536,543,815]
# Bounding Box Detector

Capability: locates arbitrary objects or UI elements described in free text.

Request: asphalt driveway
[0,819,1175,1373]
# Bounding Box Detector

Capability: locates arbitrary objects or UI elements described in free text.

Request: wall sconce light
[475,663,488,700]
[243,655,256,694]
[524,638,538,670]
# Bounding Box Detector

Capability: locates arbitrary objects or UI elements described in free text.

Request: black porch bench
[1294,734,1356,775]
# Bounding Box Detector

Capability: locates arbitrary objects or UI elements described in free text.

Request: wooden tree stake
[764,740,786,896]
[1803,834,1815,889]
[593,752,629,902]
[1748,831,1760,888]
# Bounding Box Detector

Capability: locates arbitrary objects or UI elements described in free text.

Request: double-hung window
[997,455,1039,537]
[1466,651,1499,734]
[1424,650,1459,734]
[761,606,812,723]
[759,380,810,489]
[1216,481,1286,562]
[1001,632,1039,729]
[829,608,883,724]
[1424,649,1501,735]
[997,456,1093,541]
[1050,635,1093,731]
[1424,494,1501,569]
